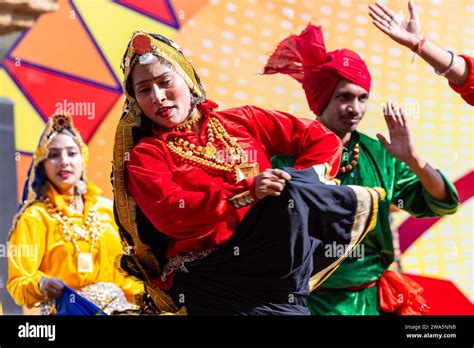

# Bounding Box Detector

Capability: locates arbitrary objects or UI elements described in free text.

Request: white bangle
[435,50,457,77]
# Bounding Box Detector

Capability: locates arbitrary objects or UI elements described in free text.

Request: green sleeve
[391,159,460,218]
[270,154,296,169]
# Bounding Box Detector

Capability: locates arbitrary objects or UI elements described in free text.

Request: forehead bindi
[133,61,173,86]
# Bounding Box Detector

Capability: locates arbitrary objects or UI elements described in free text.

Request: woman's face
[43,133,84,195]
[131,60,197,129]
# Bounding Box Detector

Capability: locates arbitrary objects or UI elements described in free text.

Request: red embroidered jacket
[449,55,474,106]
[127,100,342,258]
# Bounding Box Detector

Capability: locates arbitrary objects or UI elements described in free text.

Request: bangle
[229,190,255,209]
[411,36,426,62]
[434,50,457,76]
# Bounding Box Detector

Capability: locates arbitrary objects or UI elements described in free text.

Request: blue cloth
[55,285,107,316]
[169,167,367,315]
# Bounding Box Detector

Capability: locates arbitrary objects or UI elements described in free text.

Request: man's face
[317,79,369,138]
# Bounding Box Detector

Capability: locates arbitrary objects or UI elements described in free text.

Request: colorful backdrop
[1,0,472,314]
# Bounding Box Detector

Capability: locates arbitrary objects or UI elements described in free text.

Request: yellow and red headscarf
[121,30,206,102]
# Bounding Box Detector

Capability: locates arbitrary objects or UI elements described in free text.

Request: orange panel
[86,95,126,200]
[171,0,209,25]
[11,0,117,87]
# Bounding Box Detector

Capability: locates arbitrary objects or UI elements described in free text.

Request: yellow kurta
[7,182,143,308]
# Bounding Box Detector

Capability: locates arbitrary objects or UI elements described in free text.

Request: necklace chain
[166,117,249,179]
[44,197,102,253]
[173,111,203,132]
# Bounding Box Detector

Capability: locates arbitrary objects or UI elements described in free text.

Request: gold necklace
[44,197,102,273]
[173,111,203,132]
[166,117,259,182]
[61,194,78,210]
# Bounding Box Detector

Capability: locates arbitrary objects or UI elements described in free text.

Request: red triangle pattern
[4,59,120,143]
[405,274,473,315]
[115,0,179,28]
[399,171,474,252]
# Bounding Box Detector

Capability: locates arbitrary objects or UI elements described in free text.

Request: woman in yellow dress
[7,114,143,315]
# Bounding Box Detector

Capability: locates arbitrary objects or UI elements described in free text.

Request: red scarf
[378,270,430,315]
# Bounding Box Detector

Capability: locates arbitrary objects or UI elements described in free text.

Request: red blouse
[449,55,474,106]
[126,100,342,258]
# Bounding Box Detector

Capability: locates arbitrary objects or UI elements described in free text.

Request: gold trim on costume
[235,163,259,182]
[114,31,209,315]
[308,186,385,292]
[160,248,216,282]
[112,100,182,314]
[40,282,137,315]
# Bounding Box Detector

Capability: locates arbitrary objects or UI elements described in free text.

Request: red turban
[263,24,371,116]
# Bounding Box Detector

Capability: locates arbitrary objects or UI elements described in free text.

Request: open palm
[376,102,417,164]
[369,0,422,48]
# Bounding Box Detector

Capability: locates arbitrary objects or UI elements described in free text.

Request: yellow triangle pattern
[74,0,177,81]
[0,68,45,153]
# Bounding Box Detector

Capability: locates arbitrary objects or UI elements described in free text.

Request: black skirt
[169,166,380,315]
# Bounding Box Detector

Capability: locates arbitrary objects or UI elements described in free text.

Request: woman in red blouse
[112,31,384,315]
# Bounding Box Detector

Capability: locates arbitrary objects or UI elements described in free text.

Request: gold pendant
[78,252,93,273]
[235,163,259,182]
[204,143,217,159]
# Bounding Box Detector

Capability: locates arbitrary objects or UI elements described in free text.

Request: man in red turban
[263,24,371,118]
[266,24,459,315]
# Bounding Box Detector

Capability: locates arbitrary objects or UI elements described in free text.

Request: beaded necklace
[44,197,102,273]
[173,111,203,132]
[166,117,259,182]
[339,143,360,174]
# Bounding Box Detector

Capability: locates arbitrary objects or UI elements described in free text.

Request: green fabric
[271,130,460,315]
[306,286,380,315]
